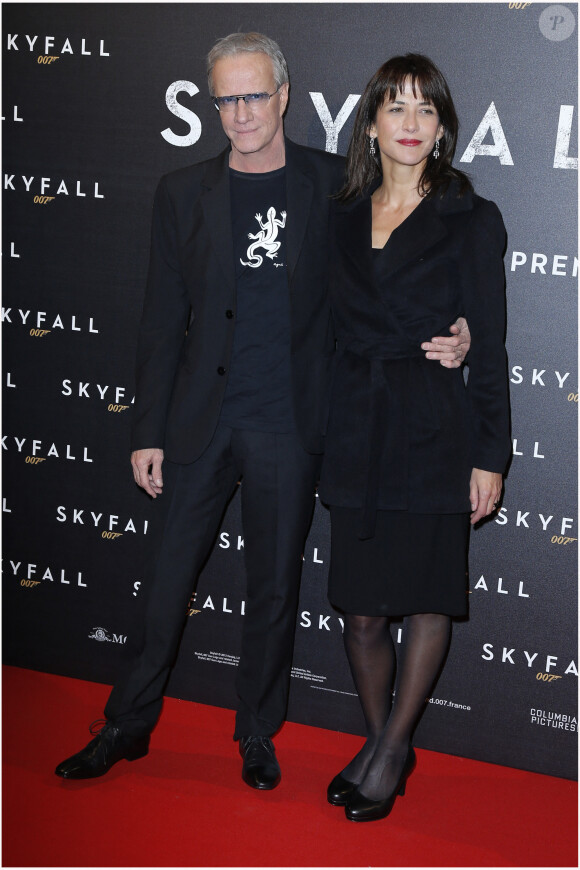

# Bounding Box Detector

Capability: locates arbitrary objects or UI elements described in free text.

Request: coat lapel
[333,194,374,286]
[376,197,448,280]
[284,139,314,282]
[334,183,468,286]
[200,147,236,294]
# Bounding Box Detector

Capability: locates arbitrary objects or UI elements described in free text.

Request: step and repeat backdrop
[3,3,577,779]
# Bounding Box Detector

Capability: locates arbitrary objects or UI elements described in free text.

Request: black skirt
[328,507,470,617]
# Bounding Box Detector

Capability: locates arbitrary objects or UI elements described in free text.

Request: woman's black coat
[318,179,511,536]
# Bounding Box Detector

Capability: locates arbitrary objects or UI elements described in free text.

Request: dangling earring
[369,136,376,157]
[433,138,440,159]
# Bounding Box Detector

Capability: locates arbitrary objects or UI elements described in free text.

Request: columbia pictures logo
[539,5,576,40]
[530,708,577,731]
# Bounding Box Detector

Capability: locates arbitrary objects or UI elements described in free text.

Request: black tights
[341,612,451,800]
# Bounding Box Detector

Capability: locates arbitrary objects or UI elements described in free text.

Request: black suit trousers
[104,423,320,739]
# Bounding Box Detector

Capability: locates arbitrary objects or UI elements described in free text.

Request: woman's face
[369,79,444,170]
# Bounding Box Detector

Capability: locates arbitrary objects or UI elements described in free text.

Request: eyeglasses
[213,86,281,113]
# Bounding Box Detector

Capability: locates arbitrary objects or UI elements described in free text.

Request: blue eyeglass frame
[213,86,281,112]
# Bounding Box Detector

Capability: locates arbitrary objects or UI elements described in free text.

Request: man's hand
[469,468,502,525]
[421,316,471,368]
[131,448,164,498]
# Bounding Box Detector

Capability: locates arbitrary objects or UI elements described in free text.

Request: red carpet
[2,665,577,867]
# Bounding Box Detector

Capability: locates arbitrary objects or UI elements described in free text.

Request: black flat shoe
[345,747,416,822]
[55,720,150,779]
[239,736,281,790]
[327,772,357,806]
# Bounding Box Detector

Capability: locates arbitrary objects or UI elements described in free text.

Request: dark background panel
[2,2,577,779]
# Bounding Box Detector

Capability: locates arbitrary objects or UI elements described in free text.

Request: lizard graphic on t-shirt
[241,207,287,268]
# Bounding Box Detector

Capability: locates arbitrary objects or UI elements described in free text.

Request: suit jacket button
[217,366,226,375]
[225,309,234,319]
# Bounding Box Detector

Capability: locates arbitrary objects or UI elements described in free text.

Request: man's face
[212,52,288,166]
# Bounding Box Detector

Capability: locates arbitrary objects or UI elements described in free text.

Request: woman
[318,54,510,822]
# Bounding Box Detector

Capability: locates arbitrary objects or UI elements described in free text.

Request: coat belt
[343,342,425,540]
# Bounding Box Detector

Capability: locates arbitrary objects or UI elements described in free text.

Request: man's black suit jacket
[131,138,345,464]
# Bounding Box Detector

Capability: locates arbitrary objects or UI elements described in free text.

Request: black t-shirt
[219,166,295,432]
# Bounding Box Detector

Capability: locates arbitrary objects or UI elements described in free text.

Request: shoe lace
[243,736,275,759]
[89,718,113,736]
[250,736,273,750]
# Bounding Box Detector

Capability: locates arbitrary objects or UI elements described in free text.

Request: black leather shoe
[327,772,357,806]
[345,747,416,822]
[55,720,150,779]
[239,736,281,790]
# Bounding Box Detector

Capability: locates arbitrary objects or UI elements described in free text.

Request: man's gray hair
[207,32,289,95]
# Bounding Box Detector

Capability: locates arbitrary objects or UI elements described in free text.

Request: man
[56,32,469,789]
